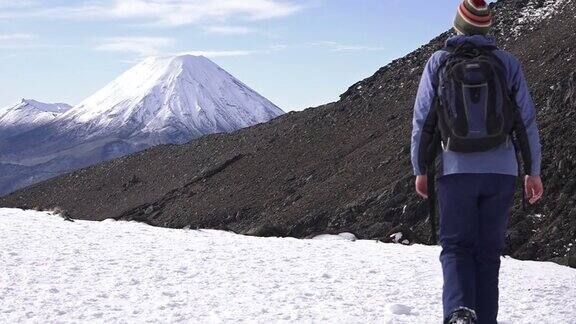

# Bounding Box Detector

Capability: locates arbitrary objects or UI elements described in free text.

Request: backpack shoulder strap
[441,45,456,53]
[480,44,498,51]
[432,48,455,95]
[481,49,518,106]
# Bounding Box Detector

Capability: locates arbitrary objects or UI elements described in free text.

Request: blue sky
[0,0,492,111]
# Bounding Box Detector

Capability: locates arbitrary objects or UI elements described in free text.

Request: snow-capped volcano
[0,99,71,139]
[59,55,283,144]
[0,55,283,195]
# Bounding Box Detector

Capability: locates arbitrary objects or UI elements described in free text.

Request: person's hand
[415,175,428,199]
[525,175,543,204]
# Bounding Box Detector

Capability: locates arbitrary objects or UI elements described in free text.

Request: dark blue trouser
[437,173,516,324]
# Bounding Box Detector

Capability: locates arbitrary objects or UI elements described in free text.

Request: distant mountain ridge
[0,55,283,195]
[0,99,71,139]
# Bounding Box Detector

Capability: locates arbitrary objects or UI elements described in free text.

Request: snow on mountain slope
[1,208,574,323]
[58,55,284,143]
[512,0,570,36]
[0,55,283,195]
[19,99,72,114]
[0,99,71,138]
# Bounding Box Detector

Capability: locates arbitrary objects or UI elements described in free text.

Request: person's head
[454,0,493,36]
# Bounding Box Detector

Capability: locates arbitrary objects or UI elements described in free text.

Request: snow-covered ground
[1,208,574,323]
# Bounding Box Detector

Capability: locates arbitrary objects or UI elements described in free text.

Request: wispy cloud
[0,0,303,26]
[0,53,18,61]
[95,37,175,56]
[0,33,33,41]
[109,0,302,25]
[94,36,256,59]
[0,0,35,9]
[178,50,255,58]
[94,37,257,62]
[260,41,385,55]
[181,43,289,58]
[268,44,288,51]
[0,33,35,48]
[204,26,257,35]
[310,41,386,52]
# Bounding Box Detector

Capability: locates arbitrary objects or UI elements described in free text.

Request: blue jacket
[410,35,542,177]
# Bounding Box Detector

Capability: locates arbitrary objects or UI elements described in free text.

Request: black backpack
[435,42,516,153]
[425,42,527,243]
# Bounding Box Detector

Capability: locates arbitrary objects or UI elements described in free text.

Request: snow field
[0,208,575,323]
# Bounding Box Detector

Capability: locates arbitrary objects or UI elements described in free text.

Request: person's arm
[509,56,543,203]
[411,52,442,176]
[510,58,542,176]
[411,52,443,198]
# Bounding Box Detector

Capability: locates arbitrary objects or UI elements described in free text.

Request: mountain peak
[144,53,207,61]
[146,53,210,63]
[138,54,214,74]
[64,52,283,132]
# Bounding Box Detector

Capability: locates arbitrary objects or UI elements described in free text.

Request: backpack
[435,42,516,153]
[425,42,527,243]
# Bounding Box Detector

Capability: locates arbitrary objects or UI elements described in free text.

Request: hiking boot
[444,307,477,324]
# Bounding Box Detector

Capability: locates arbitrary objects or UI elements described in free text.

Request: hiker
[410,1,543,323]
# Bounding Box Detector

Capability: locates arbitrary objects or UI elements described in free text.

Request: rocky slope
[1,0,574,267]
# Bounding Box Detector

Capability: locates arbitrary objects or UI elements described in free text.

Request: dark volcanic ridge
[1,0,575,268]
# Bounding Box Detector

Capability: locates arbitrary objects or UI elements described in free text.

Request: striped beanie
[454,0,493,35]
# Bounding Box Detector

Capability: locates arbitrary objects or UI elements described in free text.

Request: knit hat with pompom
[454,0,493,35]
